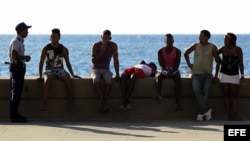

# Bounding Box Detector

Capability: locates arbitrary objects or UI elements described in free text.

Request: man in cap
[8,22,32,122]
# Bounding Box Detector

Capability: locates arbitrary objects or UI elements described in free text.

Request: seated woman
[120,60,157,111]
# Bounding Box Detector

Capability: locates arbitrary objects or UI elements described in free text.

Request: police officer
[8,22,31,122]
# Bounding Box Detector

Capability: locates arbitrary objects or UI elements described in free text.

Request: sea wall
[0,76,249,121]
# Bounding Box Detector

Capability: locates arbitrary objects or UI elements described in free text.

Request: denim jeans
[191,73,212,115]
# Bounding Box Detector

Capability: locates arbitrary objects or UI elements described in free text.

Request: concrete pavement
[1,119,249,141]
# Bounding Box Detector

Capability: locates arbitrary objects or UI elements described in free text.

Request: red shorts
[123,67,145,78]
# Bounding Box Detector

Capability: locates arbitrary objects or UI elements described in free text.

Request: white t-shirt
[134,64,152,76]
[8,35,25,63]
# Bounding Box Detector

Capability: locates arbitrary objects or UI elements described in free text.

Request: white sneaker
[204,108,212,120]
[125,104,133,111]
[119,104,126,111]
[197,114,204,121]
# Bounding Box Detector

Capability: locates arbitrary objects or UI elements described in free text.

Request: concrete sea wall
[0,76,249,121]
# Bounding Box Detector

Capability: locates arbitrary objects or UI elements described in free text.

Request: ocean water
[0,34,250,77]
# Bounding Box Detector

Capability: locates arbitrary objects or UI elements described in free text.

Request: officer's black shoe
[11,116,28,123]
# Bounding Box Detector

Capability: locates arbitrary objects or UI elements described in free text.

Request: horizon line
[1,33,250,35]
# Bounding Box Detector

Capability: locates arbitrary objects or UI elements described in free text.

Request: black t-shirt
[45,43,64,70]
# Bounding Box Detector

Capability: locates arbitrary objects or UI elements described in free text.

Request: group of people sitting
[90,31,182,113]
[36,29,182,113]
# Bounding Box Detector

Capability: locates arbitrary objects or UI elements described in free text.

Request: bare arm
[140,60,146,64]
[237,47,244,77]
[173,48,181,71]
[218,46,224,54]
[212,45,221,77]
[11,50,31,62]
[112,44,120,78]
[38,47,46,78]
[184,44,196,70]
[157,49,165,69]
[63,47,78,77]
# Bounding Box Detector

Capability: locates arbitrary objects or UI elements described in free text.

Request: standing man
[91,29,120,113]
[155,34,182,111]
[8,22,32,122]
[184,30,221,121]
[37,28,80,111]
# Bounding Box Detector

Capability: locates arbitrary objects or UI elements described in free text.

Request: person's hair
[165,33,174,39]
[227,32,237,46]
[52,28,61,38]
[200,30,211,39]
[103,29,111,36]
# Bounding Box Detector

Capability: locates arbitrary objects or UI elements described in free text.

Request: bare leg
[221,83,232,119]
[42,76,52,111]
[154,73,163,104]
[63,76,75,111]
[124,74,138,106]
[94,82,104,108]
[120,74,130,105]
[230,84,241,120]
[156,73,164,96]
[173,75,182,111]
[100,83,111,113]
[104,83,111,105]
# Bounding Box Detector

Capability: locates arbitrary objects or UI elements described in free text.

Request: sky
[0,0,249,34]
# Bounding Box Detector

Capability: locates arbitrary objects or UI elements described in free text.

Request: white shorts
[219,72,240,85]
[91,69,113,84]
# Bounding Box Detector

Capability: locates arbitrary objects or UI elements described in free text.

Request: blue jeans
[191,73,212,115]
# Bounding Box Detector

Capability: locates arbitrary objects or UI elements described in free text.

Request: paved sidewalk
[0,120,249,141]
